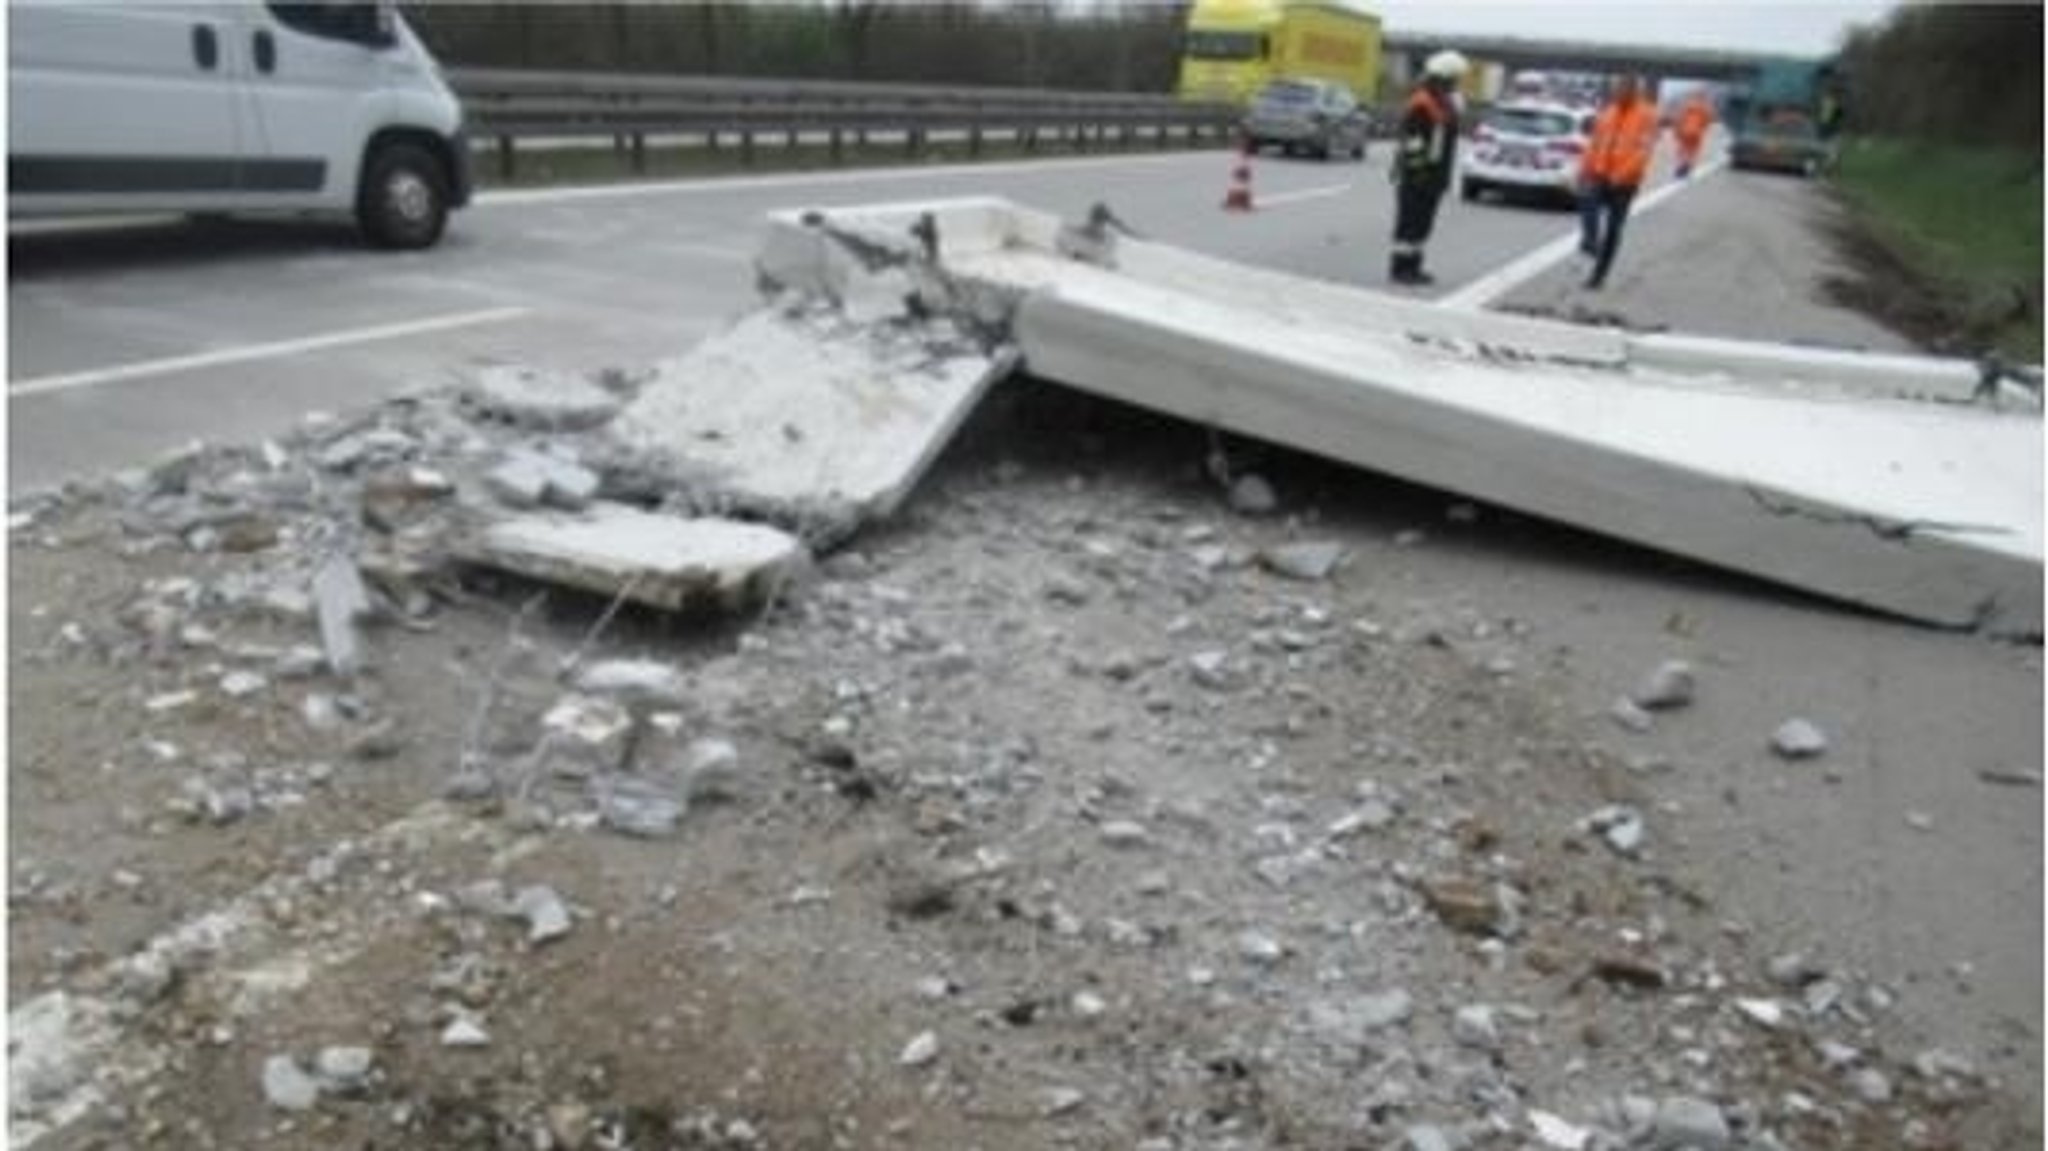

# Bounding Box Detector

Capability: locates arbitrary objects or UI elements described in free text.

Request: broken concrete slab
[466,503,806,613]
[459,365,620,431]
[486,449,600,511]
[608,308,1015,540]
[311,555,372,676]
[765,198,2041,634]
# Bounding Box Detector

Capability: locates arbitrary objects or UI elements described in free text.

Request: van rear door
[9,1,248,210]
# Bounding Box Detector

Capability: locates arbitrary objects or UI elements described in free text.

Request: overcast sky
[1373,0,1898,56]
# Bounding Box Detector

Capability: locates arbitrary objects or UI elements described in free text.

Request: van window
[268,2,385,45]
[1185,30,1263,60]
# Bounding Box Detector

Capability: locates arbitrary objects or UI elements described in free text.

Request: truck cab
[9,0,470,248]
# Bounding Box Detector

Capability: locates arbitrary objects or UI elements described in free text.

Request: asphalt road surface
[9,143,1683,488]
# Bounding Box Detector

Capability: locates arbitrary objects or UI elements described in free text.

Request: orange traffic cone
[1222,136,1255,212]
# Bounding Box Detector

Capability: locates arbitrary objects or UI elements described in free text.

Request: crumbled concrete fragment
[1849,1067,1893,1103]
[468,505,806,614]
[1768,953,1823,987]
[1405,1124,1454,1151]
[314,1046,374,1094]
[1071,991,1107,1018]
[1652,1096,1729,1150]
[1328,800,1396,837]
[312,555,372,677]
[461,364,621,431]
[1912,1048,1976,1080]
[514,886,572,944]
[899,1030,940,1067]
[275,645,327,680]
[1238,930,1286,965]
[1419,876,1504,936]
[1041,1087,1086,1116]
[1771,718,1829,759]
[1099,820,1150,848]
[1452,1004,1500,1050]
[1528,1110,1592,1150]
[146,690,199,713]
[1258,541,1344,582]
[1632,660,1697,709]
[1584,805,1646,856]
[488,450,601,511]
[262,1054,320,1111]
[441,1016,491,1048]
[1228,474,1278,515]
[1188,650,1233,690]
[1735,998,1786,1028]
[1610,696,1655,733]
[1353,989,1415,1031]
[681,738,745,803]
[595,775,683,838]
[219,670,268,699]
[571,659,686,708]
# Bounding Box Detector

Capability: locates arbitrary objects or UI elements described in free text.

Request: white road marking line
[477,148,1219,207]
[1257,183,1353,208]
[10,306,531,398]
[1438,157,1728,311]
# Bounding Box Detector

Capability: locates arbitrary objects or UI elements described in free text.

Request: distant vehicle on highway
[1725,58,1839,178]
[1242,78,1370,161]
[1177,0,1382,109]
[8,0,470,249]
[1459,100,1594,207]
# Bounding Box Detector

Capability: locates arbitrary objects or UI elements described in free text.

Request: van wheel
[358,142,448,250]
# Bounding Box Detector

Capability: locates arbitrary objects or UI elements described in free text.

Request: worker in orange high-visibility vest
[1577,74,1661,291]
[1673,89,1714,177]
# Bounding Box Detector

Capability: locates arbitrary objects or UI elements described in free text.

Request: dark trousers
[1390,179,1446,275]
[1578,181,1638,286]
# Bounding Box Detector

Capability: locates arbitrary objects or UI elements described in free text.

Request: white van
[9,0,470,248]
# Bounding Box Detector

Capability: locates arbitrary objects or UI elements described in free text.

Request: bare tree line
[402,2,1196,92]
[1837,1,2040,152]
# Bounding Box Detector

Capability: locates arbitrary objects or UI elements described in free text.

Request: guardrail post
[707,129,719,153]
[631,132,646,174]
[905,126,919,159]
[741,129,755,166]
[968,123,982,158]
[497,135,516,181]
[1155,124,1168,149]
[830,126,844,165]
[1023,125,1038,154]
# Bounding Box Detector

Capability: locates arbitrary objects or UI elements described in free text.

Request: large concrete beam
[758,198,2041,634]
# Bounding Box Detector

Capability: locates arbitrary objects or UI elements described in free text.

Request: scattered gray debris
[1849,1067,1894,1104]
[899,1030,940,1067]
[487,449,602,511]
[540,694,636,777]
[1227,474,1278,516]
[1584,805,1646,857]
[1912,1048,1977,1081]
[1771,718,1829,759]
[261,1054,321,1111]
[1527,1110,1592,1150]
[1257,540,1343,581]
[145,690,199,713]
[514,885,572,944]
[1609,695,1655,733]
[312,555,373,677]
[441,1016,491,1048]
[1631,659,1697,709]
[275,644,327,680]
[1768,953,1824,988]
[1452,1003,1501,1050]
[1187,649,1234,690]
[1041,1087,1087,1116]
[1098,820,1150,848]
[595,775,684,838]
[460,364,621,431]
[1237,930,1286,966]
[570,659,686,708]
[1404,1123,1455,1151]
[219,670,269,699]
[313,1046,374,1094]
[1734,997,1786,1029]
[1071,991,1107,1019]
[1651,1096,1730,1150]
[680,737,745,803]
[1328,799,1396,837]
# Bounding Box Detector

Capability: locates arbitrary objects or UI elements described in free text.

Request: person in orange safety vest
[1673,90,1715,177]
[1577,74,1661,291]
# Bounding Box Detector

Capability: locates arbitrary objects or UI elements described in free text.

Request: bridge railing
[448,69,1244,179]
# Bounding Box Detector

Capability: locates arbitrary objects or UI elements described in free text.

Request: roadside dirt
[8,379,2036,1150]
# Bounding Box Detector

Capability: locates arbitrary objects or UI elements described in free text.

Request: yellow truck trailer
[1177,0,1382,106]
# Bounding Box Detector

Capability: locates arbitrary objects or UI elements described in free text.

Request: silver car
[1243,78,1370,162]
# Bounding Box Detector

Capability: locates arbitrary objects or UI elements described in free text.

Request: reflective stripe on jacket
[1581,97,1660,187]
[1397,85,1458,188]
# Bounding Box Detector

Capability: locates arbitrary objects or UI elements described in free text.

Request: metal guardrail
[447,68,1243,179]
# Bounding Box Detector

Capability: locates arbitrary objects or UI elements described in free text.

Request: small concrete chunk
[1610,696,1655,733]
[899,1030,940,1067]
[1228,474,1278,515]
[312,555,372,676]
[596,775,684,837]
[461,364,620,431]
[681,738,745,803]
[1452,1004,1500,1050]
[572,659,686,708]
[1652,1096,1729,1150]
[1405,1124,1454,1151]
[262,1054,320,1111]
[441,1016,491,1048]
[1632,659,1697,709]
[1258,541,1344,581]
[468,504,806,614]
[514,885,572,944]
[1771,717,1829,759]
[314,1046,374,1093]
[1848,1067,1893,1103]
[488,450,602,511]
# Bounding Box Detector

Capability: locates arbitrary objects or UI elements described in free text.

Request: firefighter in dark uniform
[1389,50,1468,286]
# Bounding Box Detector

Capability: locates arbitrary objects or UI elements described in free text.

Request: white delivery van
[8,0,471,248]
